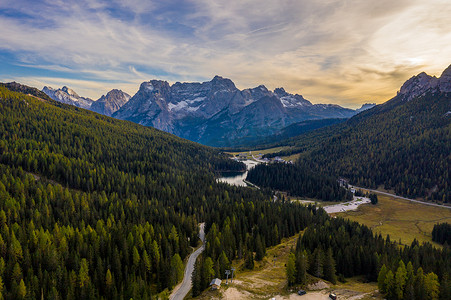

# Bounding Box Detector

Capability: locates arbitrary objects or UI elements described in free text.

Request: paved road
[170,223,205,300]
[351,185,451,210]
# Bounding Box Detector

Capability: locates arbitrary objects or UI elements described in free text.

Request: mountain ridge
[112,76,370,146]
[43,86,130,116]
[40,76,375,146]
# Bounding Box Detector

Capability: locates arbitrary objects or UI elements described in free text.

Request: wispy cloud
[0,0,450,107]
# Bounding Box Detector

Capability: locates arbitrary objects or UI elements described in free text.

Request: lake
[217,160,259,187]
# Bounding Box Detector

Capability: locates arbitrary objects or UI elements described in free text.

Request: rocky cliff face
[90,89,130,116]
[112,76,362,146]
[398,64,451,102]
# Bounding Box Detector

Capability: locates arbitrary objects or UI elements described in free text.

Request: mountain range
[42,77,374,146]
[42,86,130,116]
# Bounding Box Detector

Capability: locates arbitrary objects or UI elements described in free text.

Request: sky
[0,0,450,108]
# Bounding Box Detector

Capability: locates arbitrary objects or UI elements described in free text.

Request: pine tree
[395,260,407,300]
[384,270,395,300]
[105,269,113,289]
[79,258,90,288]
[244,247,254,270]
[218,251,230,279]
[254,234,265,261]
[202,257,215,289]
[323,248,337,284]
[404,262,415,300]
[415,267,426,300]
[424,272,440,300]
[378,264,388,294]
[17,279,26,299]
[295,250,308,284]
[192,259,202,297]
[286,252,296,286]
[170,254,184,288]
[311,248,324,278]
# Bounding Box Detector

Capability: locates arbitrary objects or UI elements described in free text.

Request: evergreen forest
[263,91,451,202]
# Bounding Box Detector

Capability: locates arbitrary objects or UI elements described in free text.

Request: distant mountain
[265,64,451,202]
[355,103,376,113]
[43,86,130,116]
[91,89,131,116]
[113,76,364,146]
[43,86,94,109]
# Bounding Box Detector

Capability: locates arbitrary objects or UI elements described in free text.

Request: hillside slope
[0,85,321,299]
[264,66,451,202]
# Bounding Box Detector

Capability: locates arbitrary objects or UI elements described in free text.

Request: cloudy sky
[1,0,450,108]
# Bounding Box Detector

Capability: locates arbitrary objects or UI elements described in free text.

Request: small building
[210,278,222,290]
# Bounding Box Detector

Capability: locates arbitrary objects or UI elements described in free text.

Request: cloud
[0,0,450,107]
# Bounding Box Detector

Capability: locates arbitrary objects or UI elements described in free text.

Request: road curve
[170,223,205,300]
[351,186,451,210]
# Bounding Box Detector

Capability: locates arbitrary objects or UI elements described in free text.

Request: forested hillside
[0,86,330,299]
[264,90,450,202]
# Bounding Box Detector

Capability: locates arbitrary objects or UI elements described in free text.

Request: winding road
[351,185,451,210]
[170,223,205,300]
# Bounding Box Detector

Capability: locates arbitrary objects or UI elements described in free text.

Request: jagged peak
[274,87,288,96]
[61,86,78,97]
[440,64,451,78]
[42,86,54,91]
[139,80,170,93]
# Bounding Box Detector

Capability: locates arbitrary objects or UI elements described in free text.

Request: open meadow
[337,192,451,246]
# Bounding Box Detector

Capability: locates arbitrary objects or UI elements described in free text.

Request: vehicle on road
[297,290,306,296]
[329,293,337,299]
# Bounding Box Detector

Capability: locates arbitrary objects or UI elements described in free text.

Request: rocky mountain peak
[397,65,451,101]
[91,89,130,116]
[139,80,170,94]
[210,75,236,90]
[440,64,451,78]
[274,87,288,97]
[61,86,79,97]
[438,64,451,92]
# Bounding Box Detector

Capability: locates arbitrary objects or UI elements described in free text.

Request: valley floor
[192,235,381,300]
[337,189,451,246]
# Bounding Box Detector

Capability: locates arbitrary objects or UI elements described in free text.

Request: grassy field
[337,192,451,246]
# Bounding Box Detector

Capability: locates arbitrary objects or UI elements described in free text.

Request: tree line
[246,163,353,202]
[432,223,451,246]
[287,216,451,299]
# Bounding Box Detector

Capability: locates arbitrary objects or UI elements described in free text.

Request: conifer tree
[255,234,265,261]
[384,270,395,300]
[424,272,440,300]
[295,250,308,284]
[310,248,324,278]
[323,248,337,284]
[286,252,296,286]
[378,264,388,294]
[395,260,407,300]
[415,267,426,300]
